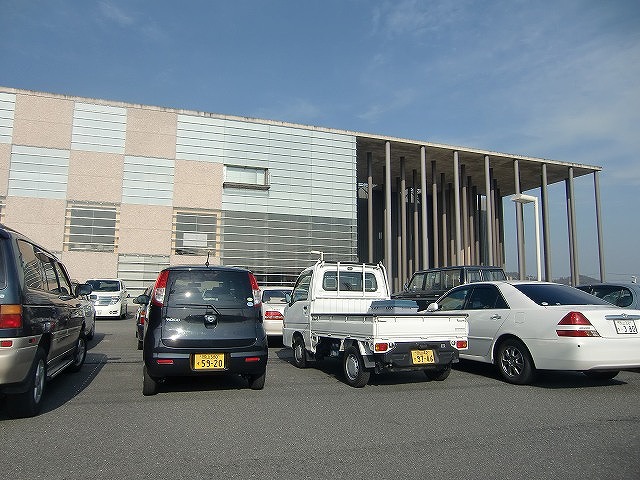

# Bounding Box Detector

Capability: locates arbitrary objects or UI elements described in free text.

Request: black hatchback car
[141,265,268,395]
[0,224,92,417]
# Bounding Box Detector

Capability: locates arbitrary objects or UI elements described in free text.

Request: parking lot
[1,316,639,480]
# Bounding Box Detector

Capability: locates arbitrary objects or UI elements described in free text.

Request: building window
[64,203,118,252]
[173,210,218,255]
[223,165,269,190]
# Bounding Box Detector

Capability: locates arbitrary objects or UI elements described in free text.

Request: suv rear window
[166,270,252,308]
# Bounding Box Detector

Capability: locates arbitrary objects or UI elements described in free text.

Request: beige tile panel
[169,254,220,267]
[0,143,9,196]
[59,251,119,282]
[119,204,173,255]
[125,107,177,159]
[4,197,66,250]
[173,160,222,209]
[12,93,73,149]
[67,151,124,202]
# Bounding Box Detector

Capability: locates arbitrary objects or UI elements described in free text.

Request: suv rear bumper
[0,336,39,391]
[145,349,268,378]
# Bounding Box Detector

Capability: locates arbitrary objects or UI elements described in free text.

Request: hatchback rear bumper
[145,349,268,378]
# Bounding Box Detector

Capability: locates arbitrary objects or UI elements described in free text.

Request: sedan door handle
[490,314,502,320]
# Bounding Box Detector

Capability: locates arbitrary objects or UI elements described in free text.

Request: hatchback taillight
[249,273,261,307]
[556,311,600,337]
[0,305,22,329]
[152,270,170,307]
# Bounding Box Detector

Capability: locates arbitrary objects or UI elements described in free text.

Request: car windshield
[262,289,290,303]
[166,270,252,308]
[514,283,611,306]
[87,280,121,292]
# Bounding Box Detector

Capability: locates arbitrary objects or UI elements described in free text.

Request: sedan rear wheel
[497,338,536,385]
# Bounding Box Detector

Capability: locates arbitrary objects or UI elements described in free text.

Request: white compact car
[87,278,129,318]
[260,286,293,336]
[429,281,640,384]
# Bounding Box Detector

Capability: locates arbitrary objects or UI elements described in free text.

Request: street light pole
[512,194,541,281]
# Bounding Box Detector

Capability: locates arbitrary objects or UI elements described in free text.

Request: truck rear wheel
[343,346,370,388]
[424,364,451,381]
[292,335,307,369]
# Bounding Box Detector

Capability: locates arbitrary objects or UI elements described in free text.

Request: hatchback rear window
[514,284,611,306]
[166,270,252,308]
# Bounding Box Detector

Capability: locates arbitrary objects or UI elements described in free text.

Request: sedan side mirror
[426,302,439,312]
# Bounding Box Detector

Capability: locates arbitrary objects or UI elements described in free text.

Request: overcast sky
[2,0,639,280]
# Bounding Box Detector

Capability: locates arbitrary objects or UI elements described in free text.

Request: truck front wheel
[343,346,370,388]
[292,335,307,369]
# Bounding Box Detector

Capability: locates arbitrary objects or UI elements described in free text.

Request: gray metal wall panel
[122,156,174,206]
[8,145,69,199]
[72,102,126,154]
[0,92,15,144]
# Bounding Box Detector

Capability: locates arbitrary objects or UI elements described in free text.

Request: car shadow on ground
[151,374,255,394]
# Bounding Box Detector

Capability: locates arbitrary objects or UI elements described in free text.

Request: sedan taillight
[264,310,284,321]
[556,311,600,337]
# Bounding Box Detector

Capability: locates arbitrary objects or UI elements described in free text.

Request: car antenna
[205,251,210,267]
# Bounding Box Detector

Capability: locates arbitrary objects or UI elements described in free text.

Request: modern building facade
[0,86,604,294]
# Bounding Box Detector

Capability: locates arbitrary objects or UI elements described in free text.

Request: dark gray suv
[140,265,268,395]
[0,225,92,417]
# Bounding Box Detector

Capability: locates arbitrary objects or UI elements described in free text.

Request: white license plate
[614,320,638,334]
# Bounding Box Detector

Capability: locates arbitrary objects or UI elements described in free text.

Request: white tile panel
[122,156,174,206]
[8,145,69,199]
[72,102,126,153]
[0,92,16,144]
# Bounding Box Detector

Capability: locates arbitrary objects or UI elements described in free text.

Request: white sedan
[427,281,640,384]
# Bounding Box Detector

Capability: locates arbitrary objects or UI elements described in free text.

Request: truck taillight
[556,311,600,337]
[152,270,170,307]
[249,273,261,306]
[0,305,22,329]
[455,340,468,350]
[374,342,389,352]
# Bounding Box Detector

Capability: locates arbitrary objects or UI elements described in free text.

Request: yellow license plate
[411,349,435,364]
[193,353,225,370]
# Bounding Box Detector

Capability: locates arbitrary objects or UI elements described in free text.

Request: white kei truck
[283,261,469,387]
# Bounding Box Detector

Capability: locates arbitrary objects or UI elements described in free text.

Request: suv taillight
[249,273,261,307]
[0,305,22,329]
[152,270,170,307]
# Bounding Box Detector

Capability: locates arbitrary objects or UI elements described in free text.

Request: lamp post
[512,194,541,281]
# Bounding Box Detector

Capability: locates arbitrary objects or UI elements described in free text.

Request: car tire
[496,338,536,385]
[292,334,307,369]
[68,333,87,373]
[424,364,452,381]
[248,370,266,390]
[137,338,143,350]
[86,321,95,341]
[584,370,620,380]
[342,345,370,388]
[142,365,159,396]
[8,347,47,418]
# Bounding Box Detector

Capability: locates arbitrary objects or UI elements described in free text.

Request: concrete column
[484,156,494,265]
[461,166,469,264]
[441,173,448,267]
[400,157,407,285]
[514,159,525,279]
[541,164,552,281]
[420,147,429,270]
[453,152,462,266]
[431,161,439,267]
[413,169,419,273]
[367,152,373,263]
[470,185,478,264]
[567,167,579,285]
[396,177,403,291]
[385,142,392,286]
[594,171,606,281]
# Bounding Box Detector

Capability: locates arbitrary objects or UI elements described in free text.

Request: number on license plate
[411,349,435,364]
[193,353,225,370]
[614,320,638,334]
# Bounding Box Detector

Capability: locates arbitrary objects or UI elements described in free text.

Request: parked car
[427,281,640,384]
[392,265,507,310]
[260,286,293,337]
[86,278,129,318]
[576,283,640,309]
[0,224,92,417]
[133,285,153,350]
[140,265,268,395]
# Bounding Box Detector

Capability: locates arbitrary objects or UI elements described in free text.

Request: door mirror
[75,283,92,296]
[426,302,439,312]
